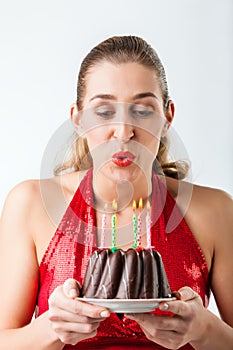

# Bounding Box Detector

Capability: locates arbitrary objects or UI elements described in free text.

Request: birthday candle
[137,198,143,248]
[111,199,117,249]
[146,200,151,248]
[100,204,107,248]
[132,200,138,249]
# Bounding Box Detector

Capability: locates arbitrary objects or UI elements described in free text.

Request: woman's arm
[0,313,64,350]
[0,181,64,350]
[126,189,233,349]
[0,181,110,349]
[208,190,233,327]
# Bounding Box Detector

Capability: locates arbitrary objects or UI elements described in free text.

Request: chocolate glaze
[82,249,108,297]
[81,248,171,299]
[152,250,171,297]
[116,248,142,299]
[95,249,124,298]
[138,249,159,298]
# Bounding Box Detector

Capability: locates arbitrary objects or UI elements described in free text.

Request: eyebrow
[89,92,159,102]
[89,94,117,102]
[132,92,159,100]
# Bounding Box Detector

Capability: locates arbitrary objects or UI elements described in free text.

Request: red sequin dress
[37,169,210,349]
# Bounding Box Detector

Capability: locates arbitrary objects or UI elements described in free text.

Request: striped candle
[100,204,107,248]
[111,199,117,250]
[146,200,151,248]
[132,200,138,249]
[137,197,143,248]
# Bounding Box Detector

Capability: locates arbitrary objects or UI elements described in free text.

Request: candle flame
[146,200,150,209]
[132,199,137,210]
[112,199,117,211]
[139,197,143,209]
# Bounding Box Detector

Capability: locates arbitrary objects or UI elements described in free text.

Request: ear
[162,100,175,137]
[70,103,82,134]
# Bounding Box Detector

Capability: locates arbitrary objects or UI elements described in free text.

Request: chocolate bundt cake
[81,248,171,299]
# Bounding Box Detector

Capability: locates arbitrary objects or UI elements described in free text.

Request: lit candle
[111,199,117,250]
[137,198,143,248]
[100,203,107,248]
[146,200,151,248]
[132,200,138,249]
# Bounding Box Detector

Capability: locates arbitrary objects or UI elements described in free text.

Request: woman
[0,36,232,349]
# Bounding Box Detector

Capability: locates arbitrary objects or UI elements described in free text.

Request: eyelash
[95,110,115,118]
[130,108,154,118]
[94,106,154,119]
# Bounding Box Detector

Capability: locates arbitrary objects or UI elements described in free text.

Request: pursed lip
[111,151,135,167]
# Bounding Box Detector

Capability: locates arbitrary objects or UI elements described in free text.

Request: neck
[92,168,153,212]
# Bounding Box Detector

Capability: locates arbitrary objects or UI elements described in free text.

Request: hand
[126,287,207,350]
[48,278,110,345]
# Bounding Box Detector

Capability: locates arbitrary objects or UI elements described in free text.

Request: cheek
[136,133,160,165]
[85,128,107,150]
[142,131,163,160]
[137,128,161,148]
[136,117,166,139]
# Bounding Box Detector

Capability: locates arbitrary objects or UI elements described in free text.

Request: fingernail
[161,303,169,311]
[69,288,77,298]
[100,310,110,317]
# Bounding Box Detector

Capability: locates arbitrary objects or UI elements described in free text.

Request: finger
[159,287,202,314]
[178,287,201,302]
[159,299,189,316]
[159,298,202,317]
[49,306,108,323]
[126,313,185,333]
[58,329,97,346]
[140,323,179,339]
[49,288,110,319]
[52,319,100,335]
[140,324,185,349]
[63,278,81,298]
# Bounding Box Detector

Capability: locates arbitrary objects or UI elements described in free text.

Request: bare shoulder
[1,179,41,222]
[1,170,86,230]
[190,183,233,232]
[166,176,233,223]
[192,182,232,208]
[192,184,233,241]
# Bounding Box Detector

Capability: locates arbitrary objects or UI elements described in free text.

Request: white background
[0,0,232,316]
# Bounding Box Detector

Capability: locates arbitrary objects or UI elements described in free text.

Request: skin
[0,62,232,349]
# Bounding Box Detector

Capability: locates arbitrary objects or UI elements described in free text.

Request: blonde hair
[55,36,189,179]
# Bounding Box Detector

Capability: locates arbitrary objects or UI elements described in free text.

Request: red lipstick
[112,151,135,167]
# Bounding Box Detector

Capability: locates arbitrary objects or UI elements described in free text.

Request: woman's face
[73,61,174,183]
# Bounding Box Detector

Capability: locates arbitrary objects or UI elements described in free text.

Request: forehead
[83,61,162,104]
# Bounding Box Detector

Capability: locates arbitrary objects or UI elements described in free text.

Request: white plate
[77,297,176,313]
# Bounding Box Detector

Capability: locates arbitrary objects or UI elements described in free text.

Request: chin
[100,163,146,184]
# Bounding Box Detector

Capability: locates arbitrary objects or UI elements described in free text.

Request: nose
[113,122,134,142]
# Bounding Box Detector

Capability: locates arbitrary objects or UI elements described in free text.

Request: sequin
[37,169,210,349]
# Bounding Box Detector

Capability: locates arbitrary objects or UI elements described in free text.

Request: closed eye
[130,104,155,118]
[94,105,116,119]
